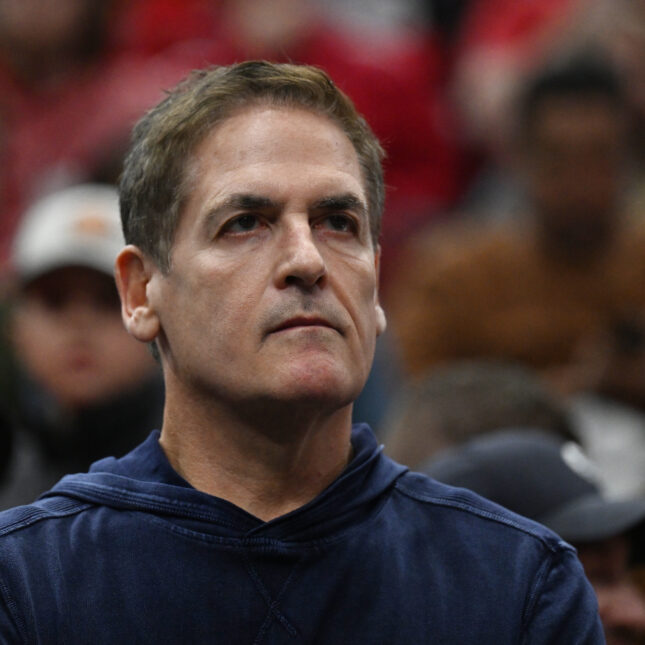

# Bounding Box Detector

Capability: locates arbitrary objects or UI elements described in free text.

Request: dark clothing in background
[0,425,602,643]
[0,374,164,509]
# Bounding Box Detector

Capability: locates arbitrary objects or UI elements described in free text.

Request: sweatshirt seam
[46,483,251,528]
[394,480,568,555]
[0,574,27,643]
[135,483,395,550]
[519,549,555,643]
[53,448,393,530]
[0,502,92,642]
[0,502,92,538]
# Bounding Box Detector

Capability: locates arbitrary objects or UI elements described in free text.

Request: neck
[159,384,354,522]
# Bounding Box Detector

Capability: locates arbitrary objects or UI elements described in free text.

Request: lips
[272,316,338,333]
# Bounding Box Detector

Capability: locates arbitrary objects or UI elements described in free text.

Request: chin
[53,381,114,410]
[273,364,363,408]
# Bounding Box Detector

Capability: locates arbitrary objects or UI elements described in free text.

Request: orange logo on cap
[73,210,110,237]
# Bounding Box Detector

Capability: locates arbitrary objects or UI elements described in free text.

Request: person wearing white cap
[0,183,163,509]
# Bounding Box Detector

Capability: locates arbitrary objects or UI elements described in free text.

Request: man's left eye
[322,214,355,233]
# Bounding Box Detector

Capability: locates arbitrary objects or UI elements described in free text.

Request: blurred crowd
[0,0,644,642]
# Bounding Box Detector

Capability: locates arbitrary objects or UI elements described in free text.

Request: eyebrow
[310,193,368,219]
[203,194,277,234]
[207,193,277,218]
[203,191,368,233]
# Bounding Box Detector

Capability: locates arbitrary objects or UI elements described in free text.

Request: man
[0,62,602,643]
[0,183,163,508]
[425,430,645,645]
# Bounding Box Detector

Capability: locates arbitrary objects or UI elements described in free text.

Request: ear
[114,245,161,343]
[375,303,387,336]
[373,244,387,336]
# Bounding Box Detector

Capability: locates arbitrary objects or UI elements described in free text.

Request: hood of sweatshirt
[42,424,407,543]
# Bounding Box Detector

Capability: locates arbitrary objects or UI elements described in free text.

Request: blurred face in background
[12,266,156,411]
[523,95,627,254]
[0,0,106,79]
[577,534,645,645]
[220,0,313,58]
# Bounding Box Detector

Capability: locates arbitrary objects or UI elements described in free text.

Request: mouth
[271,316,340,334]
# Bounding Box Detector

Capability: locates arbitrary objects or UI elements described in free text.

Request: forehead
[185,105,365,202]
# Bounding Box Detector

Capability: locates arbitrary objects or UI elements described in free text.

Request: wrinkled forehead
[186,103,361,174]
[181,105,367,212]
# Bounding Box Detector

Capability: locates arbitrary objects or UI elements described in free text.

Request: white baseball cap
[12,184,124,284]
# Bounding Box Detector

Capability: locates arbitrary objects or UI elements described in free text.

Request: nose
[274,217,327,290]
[60,297,102,329]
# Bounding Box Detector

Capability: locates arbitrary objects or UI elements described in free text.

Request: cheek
[196,259,267,322]
[12,310,63,371]
[341,260,379,335]
[97,319,148,358]
[163,270,258,358]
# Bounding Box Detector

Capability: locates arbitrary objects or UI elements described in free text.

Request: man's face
[147,106,383,412]
[523,96,626,249]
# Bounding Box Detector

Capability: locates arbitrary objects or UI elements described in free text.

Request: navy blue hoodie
[0,425,602,643]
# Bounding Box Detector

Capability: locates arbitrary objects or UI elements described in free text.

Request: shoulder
[379,470,602,641]
[391,470,573,555]
[0,497,95,641]
[0,496,93,542]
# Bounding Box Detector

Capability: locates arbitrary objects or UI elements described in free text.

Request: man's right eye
[222,214,261,234]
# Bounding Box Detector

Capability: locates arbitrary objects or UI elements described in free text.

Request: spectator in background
[0,184,163,509]
[388,54,645,496]
[424,429,645,645]
[0,0,196,264]
[388,54,645,402]
[450,0,645,222]
[382,360,576,470]
[451,0,585,162]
